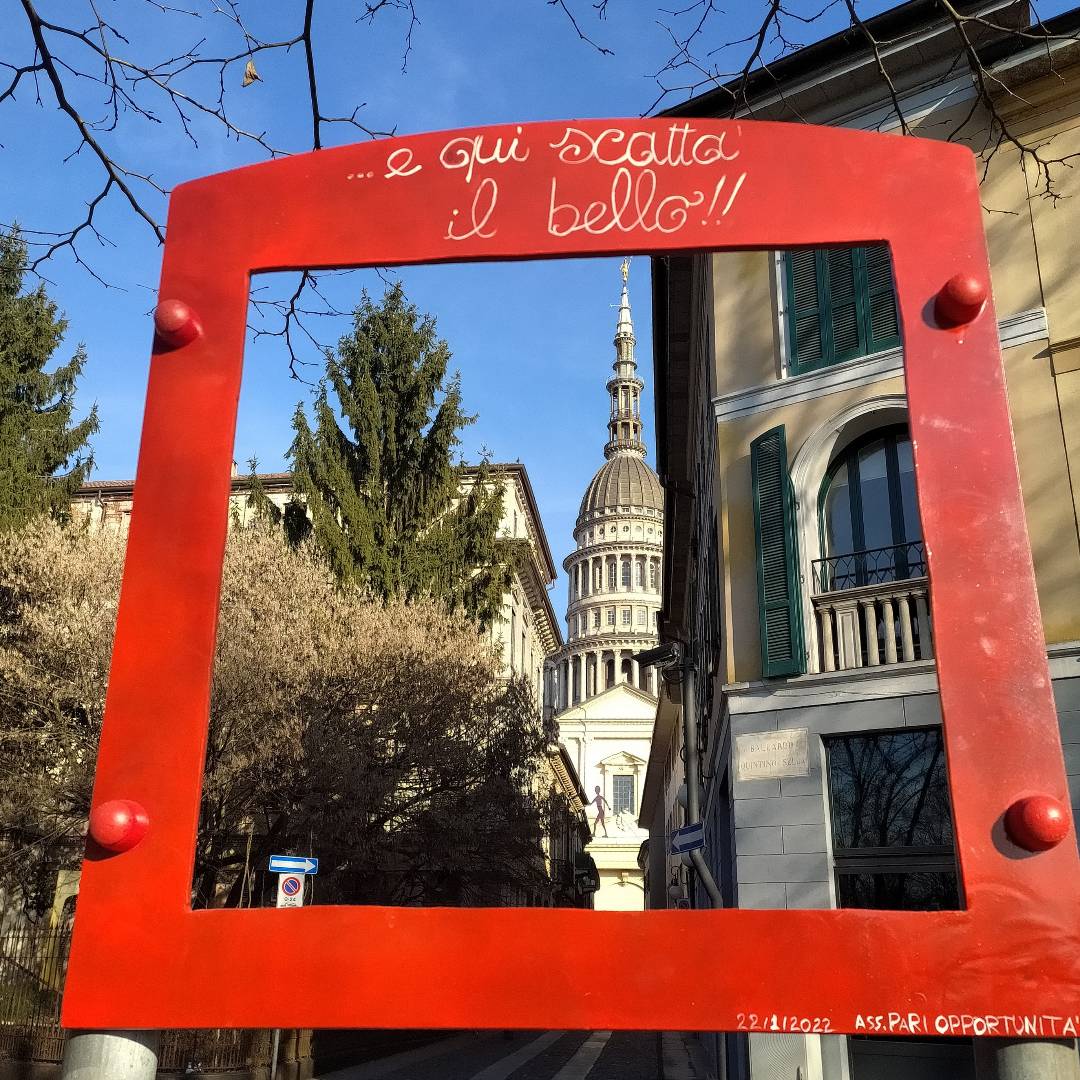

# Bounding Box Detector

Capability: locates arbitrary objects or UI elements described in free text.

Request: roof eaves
[659,0,1024,119]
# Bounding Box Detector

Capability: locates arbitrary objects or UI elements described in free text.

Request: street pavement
[317,1029,705,1080]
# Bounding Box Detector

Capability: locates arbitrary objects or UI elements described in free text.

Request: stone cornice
[566,596,661,623]
[713,308,1048,423]
[557,633,661,657]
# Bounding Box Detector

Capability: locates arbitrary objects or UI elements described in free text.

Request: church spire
[605,259,646,460]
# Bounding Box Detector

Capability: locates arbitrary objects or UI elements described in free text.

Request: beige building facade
[75,461,560,711]
[639,3,1080,1079]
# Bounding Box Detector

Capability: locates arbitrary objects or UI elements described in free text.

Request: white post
[270,1029,282,1080]
[61,1032,159,1080]
[882,597,898,664]
[898,593,916,662]
[834,600,863,670]
[915,591,934,659]
[861,600,879,665]
[819,605,836,672]
[974,1039,1080,1080]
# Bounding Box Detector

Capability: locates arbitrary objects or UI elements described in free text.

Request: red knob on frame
[935,273,987,327]
[154,299,202,348]
[89,799,150,853]
[1005,795,1070,852]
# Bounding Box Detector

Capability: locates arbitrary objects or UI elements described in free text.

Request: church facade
[550,264,662,910]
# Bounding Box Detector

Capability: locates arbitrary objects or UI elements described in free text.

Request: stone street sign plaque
[736,728,810,782]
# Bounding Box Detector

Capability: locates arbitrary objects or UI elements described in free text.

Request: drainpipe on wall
[678,657,723,908]
[639,641,723,908]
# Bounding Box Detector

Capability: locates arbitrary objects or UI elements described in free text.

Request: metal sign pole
[269,1028,281,1080]
[61,1030,159,1080]
[974,1038,1079,1080]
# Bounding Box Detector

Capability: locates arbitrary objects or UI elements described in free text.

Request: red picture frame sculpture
[63,119,1080,1036]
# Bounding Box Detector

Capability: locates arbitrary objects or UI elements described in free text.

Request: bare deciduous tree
[3,1,419,373]
[10,1,1075,373]
[0,518,554,917]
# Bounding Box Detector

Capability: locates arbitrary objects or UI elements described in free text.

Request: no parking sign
[276,875,303,909]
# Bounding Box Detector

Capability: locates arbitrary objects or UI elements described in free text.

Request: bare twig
[548,0,614,55]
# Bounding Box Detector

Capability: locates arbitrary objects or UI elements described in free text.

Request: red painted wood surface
[62,119,1080,1034]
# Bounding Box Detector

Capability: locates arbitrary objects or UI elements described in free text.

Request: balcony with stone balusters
[811,541,934,672]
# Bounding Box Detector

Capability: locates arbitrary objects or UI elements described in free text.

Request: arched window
[621,558,631,589]
[607,560,617,591]
[818,425,923,591]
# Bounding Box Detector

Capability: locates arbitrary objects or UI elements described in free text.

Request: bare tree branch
[548,0,614,55]
[557,0,1080,198]
[4,1,415,373]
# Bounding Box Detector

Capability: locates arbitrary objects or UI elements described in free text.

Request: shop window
[784,244,900,376]
[826,728,959,911]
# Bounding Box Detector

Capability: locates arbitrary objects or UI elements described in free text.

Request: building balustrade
[811,544,933,672]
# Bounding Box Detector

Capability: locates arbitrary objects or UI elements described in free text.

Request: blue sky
[3,0,941,619]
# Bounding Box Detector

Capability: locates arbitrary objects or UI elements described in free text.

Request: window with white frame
[612,774,635,815]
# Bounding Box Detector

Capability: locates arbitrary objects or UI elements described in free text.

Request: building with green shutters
[637,2,1080,1079]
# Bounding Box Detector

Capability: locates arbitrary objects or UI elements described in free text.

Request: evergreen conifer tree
[289,282,516,629]
[0,229,98,530]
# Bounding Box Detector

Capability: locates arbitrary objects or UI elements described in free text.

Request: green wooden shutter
[751,426,806,678]
[785,246,901,373]
[826,248,862,362]
[785,250,824,374]
[863,244,901,352]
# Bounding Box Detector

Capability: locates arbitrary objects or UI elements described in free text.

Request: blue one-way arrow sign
[269,855,319,875]
[670,823,705,855]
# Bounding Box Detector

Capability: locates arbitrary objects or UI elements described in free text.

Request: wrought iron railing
[0,926,299,1074]
[813,541,926,594]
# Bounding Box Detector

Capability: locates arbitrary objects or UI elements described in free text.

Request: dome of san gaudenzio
[578,453,663,521]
